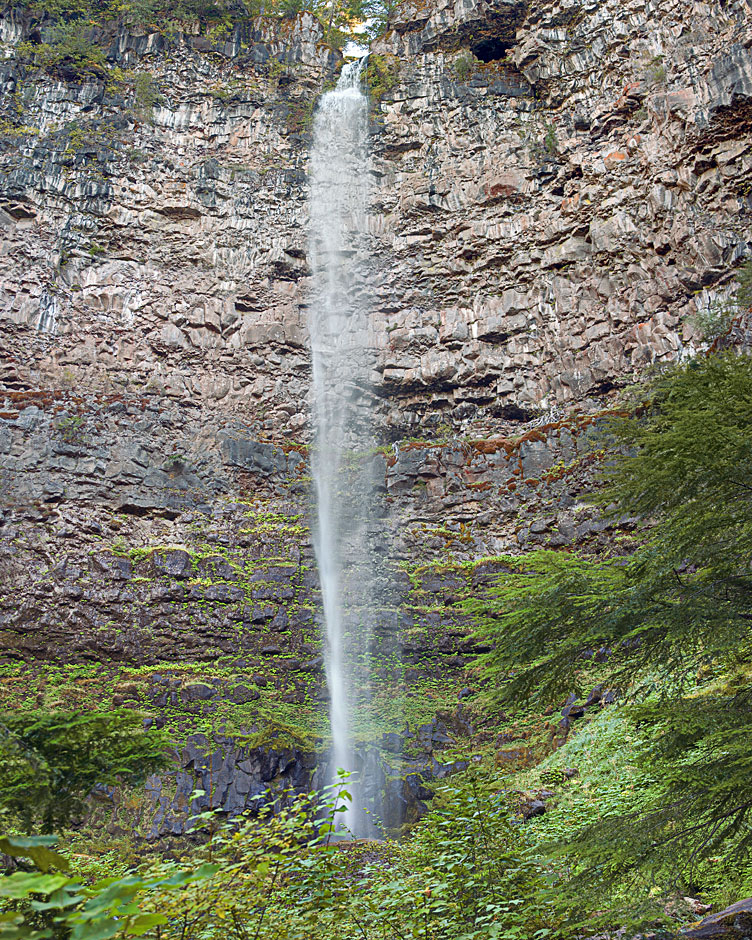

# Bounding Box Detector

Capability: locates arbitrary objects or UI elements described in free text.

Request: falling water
[308,58,373,835]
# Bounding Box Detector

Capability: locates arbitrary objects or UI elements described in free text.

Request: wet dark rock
[221,436,287,476]
[431,756,469,779]
[228,683,260,704]
[181,683,216,702]
[561,699,585,720]
[381,732,403,753]
[301,656,324,672]
[584,686,602,708]
[90,552,133,580]
[523,799,546,820]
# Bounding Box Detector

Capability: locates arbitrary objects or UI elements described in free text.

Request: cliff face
[0,0,750,834]
[3,0,751,438]
[370,0,752,430]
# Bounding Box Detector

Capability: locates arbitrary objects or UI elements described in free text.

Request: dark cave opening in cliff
[471,38,513,62]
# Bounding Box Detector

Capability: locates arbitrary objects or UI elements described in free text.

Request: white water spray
[308,59,373,835]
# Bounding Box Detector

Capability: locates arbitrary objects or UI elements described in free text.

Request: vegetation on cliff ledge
[7,0,399,75]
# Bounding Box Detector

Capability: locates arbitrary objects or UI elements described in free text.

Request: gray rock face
[683,897,752,939]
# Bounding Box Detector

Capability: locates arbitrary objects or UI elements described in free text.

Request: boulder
[684,898,752,939]
[228,683,260,704]
[181,683,216,702]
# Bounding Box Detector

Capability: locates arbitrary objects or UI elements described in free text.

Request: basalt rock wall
[1,0,751,441]
[0,0,751,834]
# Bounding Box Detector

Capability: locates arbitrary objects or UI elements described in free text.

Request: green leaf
[128,913,168,935]
[0,835,70,873]
[0,872,72,899]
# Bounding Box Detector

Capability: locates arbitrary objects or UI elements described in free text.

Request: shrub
[0,709,167,833]
[365,53,400,101]
[454,50,475,81]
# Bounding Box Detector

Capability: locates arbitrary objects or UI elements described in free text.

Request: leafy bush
[0,773,555,940]
[16,22,109,81]
[365,53,399,101]
[736,258,752,310]
[454,51,475,81]
[132,71,162,119]
[543,122,557,155]
[686,260,752,341]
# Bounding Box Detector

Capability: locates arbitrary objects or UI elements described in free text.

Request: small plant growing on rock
[687,260,752,342]
[54,414,85,444]
[365,53,400,102]
[645,55,667,85]
[736,258,752,310]
[453,51,476,81]
[543,121,558,155]
[17,21,109,83]
[132,71,163,120]
[164,452,190,471]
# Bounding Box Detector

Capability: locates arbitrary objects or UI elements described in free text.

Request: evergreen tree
[469,350,752,914]
[0,710,166,833]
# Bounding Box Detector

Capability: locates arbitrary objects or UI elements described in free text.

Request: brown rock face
[1,0,750,442]
[0,0,750,833]
[369,0,752,432]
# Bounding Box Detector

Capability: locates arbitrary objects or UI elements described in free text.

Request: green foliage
[0,835,70,874]
[54,414,85,444]
[0,834,212,940]
[364,53,399,101]
[473,352,752,698]
[132,72,162,119]
[686,260,752,341]
[688,303,737,341]
[372,775,555,940]
[24,0,120,18]
[453,51,475,81]
[645,55,667,85]
[0,710,167,833]
[466,551,629,704]
[543,122,557,155]
[149,773,553,940]
[350,0,399,41]
[0,772,554,940]
[16,22,109,82]
[736,258,752,310]
[278,0,305,17]
[10,0,388,77]
[469,350,752,922]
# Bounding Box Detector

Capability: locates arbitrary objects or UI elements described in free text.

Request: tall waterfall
[308,59,374,836]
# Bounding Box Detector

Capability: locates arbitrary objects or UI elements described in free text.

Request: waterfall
[308,58,374,836]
